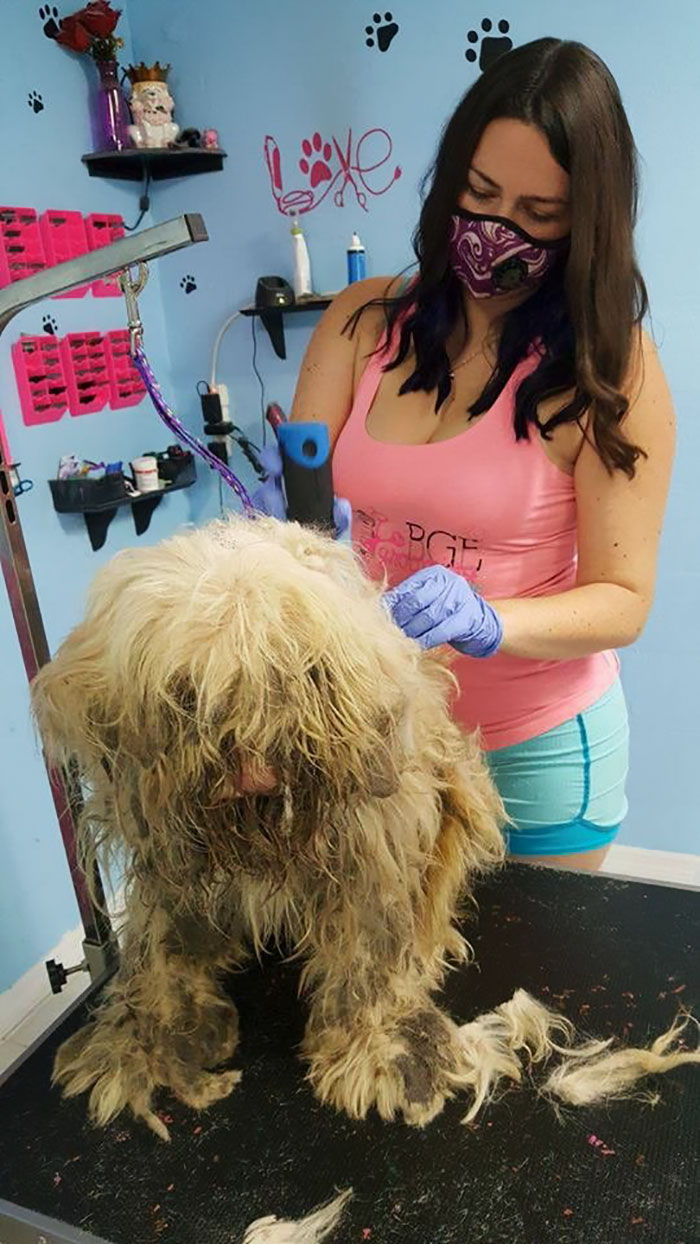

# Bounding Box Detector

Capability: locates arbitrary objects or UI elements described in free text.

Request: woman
[258,38,676,871]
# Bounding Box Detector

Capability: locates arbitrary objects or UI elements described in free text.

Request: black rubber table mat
[1,864,698,1244]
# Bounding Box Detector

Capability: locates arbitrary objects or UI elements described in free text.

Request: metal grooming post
[0,214,208,985]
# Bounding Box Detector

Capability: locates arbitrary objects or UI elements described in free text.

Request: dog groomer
[255,38,675,872]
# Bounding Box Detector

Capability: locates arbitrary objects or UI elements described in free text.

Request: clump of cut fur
[241,1188,352,1243]
[542,1011,700,1106]
[455,991,699,1119]
[453,988,575,1121]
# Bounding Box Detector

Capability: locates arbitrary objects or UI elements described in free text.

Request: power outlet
[213,382,229,411]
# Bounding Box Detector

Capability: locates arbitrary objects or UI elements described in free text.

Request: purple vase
[93,59,130,150]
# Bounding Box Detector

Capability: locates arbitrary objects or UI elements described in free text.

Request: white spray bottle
[290,212,312,298]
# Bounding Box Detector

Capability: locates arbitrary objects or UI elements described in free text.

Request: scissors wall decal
[264,126,402,215]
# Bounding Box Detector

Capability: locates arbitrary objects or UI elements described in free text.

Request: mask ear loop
[118,266,257,517]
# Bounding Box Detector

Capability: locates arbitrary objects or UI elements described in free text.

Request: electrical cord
[217,430,264,513]
[207,308,267,469]
[232,425,264,477]
[210,310,266,444]
[251,314,267,443]
[123,166,152,232]
[210,310,242,389]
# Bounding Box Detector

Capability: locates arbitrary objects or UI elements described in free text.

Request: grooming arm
[0,214,207,335]
[0,216,208,984]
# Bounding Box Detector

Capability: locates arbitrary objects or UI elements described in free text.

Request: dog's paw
[392,1007,461,1124]
[305,1005,459,1126]
[53,1021,162,1133]
[171,1067,242,1111]
[165,1002,240,1070]
[379,1052,449,1127]
[53,996,242,1138]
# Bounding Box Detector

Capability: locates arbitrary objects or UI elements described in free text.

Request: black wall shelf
[240,295,335,359]
[49,476,195,551]
[82,148,227,181]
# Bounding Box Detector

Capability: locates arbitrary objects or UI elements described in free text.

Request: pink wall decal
[264,126,401,215]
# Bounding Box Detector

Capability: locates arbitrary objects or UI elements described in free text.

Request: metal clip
[119,262,149,355]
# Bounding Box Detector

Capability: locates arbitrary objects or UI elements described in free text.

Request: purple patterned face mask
[448,208,569,299]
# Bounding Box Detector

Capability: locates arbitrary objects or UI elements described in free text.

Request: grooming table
[1,864,697,1244]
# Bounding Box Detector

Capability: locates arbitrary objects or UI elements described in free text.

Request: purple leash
[132,346,256,517]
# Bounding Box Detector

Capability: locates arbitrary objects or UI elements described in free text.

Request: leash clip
[119,262,149,355]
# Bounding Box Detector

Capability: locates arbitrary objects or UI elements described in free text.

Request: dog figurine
[32,516,505,1138]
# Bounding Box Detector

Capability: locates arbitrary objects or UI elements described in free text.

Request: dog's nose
[238,761,279,795]
[212,762,279,802]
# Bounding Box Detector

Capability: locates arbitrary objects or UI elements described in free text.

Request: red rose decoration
[80,2,121,38]
[51,1,121,59]
[56,13,93,52]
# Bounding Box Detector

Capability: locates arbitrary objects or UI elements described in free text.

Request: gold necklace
[447,342,488,380]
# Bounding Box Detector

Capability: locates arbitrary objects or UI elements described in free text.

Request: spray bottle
[290,212,313,298]
[347,230,366,284]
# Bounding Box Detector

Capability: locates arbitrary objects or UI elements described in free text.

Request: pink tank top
[333,332,619,750]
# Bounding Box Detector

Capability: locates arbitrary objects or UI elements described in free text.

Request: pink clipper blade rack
[105,329,147,408]
[39,210,91,298]
[84,213,126,297]
[12,334,69,426]
[0,207,47,289]
[60,332,111,416]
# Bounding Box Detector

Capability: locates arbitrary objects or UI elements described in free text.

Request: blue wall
[0,0,191,990]
[128,0,700,858]
[1,0,698,991]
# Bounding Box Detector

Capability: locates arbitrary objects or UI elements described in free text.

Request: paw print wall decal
[28,91,45,113]
[180,275,197,294]
[299,133,334,190]
[265,126,401,216]
[39,5,62,38]
[365,12,399,52]
[465,19,513,71]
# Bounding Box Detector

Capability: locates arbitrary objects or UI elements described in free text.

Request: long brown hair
[348,39,648,475]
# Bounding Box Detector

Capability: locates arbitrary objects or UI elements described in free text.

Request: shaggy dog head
[32,517,470,886]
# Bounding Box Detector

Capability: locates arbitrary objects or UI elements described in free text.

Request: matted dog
[32,514,508,1138]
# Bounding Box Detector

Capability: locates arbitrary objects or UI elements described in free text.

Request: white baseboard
[0,922,84,1042]
[0,887,124,1044]
[600,844,700,888]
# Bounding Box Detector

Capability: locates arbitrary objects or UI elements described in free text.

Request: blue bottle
[347,231,366,284]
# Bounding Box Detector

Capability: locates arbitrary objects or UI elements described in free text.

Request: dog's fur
[31,515,505,1138]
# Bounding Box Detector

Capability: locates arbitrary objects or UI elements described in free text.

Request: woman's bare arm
[290,276,395,444]
[495,332,677,658]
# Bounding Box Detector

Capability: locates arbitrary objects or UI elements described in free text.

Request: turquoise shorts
[486,679,629,857]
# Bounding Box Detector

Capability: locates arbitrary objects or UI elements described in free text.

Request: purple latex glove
[251,442,352,537]
[383,565,503,658]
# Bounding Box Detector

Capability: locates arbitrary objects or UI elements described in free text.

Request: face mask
[448,208,569,299]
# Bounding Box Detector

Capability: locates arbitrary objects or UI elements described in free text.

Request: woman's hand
[384,565,503,658]
[252,443,352,537]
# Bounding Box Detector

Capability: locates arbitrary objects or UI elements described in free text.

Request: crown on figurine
[126,61,171,84]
